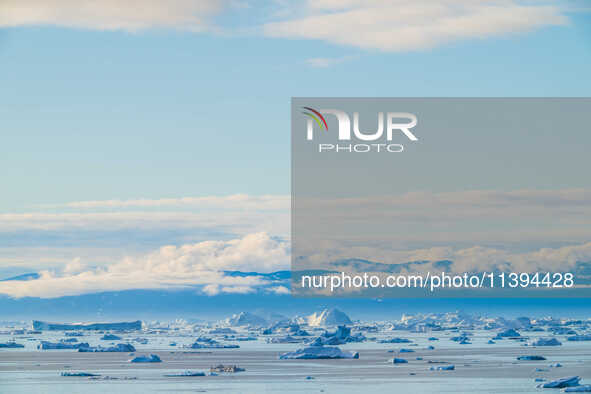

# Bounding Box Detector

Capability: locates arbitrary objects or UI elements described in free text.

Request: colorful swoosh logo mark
[301,107,328,131]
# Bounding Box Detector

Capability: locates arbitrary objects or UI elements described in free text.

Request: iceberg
[38,341,89,350]
[279,345,359,360]
[493,328,520,339]
[60,372,100,377]
[517,355,546,361]
[306,308,353,327]
[210,364,245,373]
[565,385,591,392]
[78,343,136,352]
[0,342,24,348]
[33,320,142,331]
[225,312,267,327]
[164,371,206,377]
[129,354,161,363]
[536,376,580,388]
[567,335,591,342]
[187,337,239,349]
[430,365,455,371]
[392,358,408,364]
[209,327,238,335]
[266,335,302,344]
[100,334,122,340]
[529,337,562,346]
[378,337,412,344]
[312,325,365,345]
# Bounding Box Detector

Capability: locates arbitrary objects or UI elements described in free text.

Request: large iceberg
[536,376,580,388]
[33,320,142,331]
[38,341,90,350]
[187,337,239,349]
[225,312,267,327]
[306,308,353,327]
[279,345,359,360]
[78,343,136,352]
[311,326,365,345]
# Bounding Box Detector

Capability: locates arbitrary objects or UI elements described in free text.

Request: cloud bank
[0,232,289,298]
[264,0,567,51]
[0,0,570,52]
[0,0,223,31]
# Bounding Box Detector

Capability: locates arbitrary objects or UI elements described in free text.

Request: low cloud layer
[0,232,289,298]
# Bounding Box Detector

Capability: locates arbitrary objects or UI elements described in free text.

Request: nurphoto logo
[302,107,418,153]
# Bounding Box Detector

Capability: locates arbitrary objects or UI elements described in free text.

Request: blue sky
[0,0,590,298]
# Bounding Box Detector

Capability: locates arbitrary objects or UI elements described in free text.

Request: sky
[0,0,590,299]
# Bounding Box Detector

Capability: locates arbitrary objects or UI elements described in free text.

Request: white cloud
[267,285,290,294]
[306,55,355,68]
[264,0,568,51]
[0,0,223,31]
[0,232,289,298]
[57,194,289,210]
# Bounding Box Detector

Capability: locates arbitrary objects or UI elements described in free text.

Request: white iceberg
[225,312,267,327]
[537,376,580,388]
[279,345,359,360]
[306,308,353,327]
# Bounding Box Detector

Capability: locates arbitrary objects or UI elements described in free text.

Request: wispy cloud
[0,0,223,31]
[306,55,356,68]
[0,0,572,53]
[264,0,568,51]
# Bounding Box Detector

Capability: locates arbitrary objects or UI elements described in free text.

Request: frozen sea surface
[1,328,590,393]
